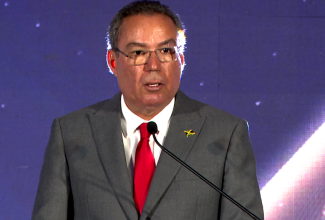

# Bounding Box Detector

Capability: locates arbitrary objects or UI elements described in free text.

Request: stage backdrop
[1,0,325,219]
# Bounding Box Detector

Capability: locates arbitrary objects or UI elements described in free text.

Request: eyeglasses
[115,47,179,66]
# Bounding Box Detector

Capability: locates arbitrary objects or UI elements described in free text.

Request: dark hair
[106,0,186,53]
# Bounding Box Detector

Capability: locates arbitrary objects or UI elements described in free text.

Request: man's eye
[132,50,146,56]
[160,48,174,54]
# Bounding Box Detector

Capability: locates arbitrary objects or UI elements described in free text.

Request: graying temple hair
[106,0,186,54]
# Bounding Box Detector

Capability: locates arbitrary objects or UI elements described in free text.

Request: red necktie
[134,123,156,214]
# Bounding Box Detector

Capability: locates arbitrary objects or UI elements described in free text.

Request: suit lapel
[87,93,138,220]
[141,91,207,219]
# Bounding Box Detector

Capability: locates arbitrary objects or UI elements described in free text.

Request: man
[32,1,264,219]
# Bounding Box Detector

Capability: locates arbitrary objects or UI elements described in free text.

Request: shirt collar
[121,94,175,137]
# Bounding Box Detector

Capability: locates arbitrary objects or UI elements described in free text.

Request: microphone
[147,121,261,220]
[147,121,158,135]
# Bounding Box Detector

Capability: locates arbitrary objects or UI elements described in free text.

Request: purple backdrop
[1,0,325,219]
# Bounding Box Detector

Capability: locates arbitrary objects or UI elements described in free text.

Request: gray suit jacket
[32,90,264,220]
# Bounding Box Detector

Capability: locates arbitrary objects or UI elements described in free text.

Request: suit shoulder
[199,104,242,124]
[59,99,109,120]
[179,92,242,123]
[176,90,244,125]
[191,100,249,136]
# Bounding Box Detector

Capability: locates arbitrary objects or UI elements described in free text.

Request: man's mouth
[148,83,160,87]
[145,83,162,90]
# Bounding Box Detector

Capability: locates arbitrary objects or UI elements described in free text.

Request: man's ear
[179,53,185,66]
[107,49,117,76]
[179,53,185,72]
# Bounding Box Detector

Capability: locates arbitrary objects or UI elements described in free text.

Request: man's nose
[144,51,161,71]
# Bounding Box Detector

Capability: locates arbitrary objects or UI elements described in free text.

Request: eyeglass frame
[114,46,180,66]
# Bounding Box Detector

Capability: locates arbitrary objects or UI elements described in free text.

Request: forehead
[118,14,178,48]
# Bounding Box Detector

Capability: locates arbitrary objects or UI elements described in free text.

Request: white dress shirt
[121,95,175,181]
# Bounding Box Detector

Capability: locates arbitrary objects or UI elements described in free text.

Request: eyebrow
[158,38,177,47]
[126,42,147,49]
[125,38,177,49]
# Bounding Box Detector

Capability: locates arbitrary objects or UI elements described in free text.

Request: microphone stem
[152,134,261,220]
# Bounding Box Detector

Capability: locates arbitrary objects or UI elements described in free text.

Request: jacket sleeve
[32,118,74,220]
[219,119,264,220]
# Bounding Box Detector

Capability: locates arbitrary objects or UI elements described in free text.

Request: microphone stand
[151,133,261,220]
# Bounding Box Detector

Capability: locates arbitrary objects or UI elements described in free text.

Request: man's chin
[142,95,172,108]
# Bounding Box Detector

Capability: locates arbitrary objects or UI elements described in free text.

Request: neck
[128,105,165,121]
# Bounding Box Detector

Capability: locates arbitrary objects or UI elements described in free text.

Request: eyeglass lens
[134,48,176,65]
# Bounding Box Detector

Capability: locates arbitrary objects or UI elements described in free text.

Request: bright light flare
[177,29,186,54]
[261,122,325,219]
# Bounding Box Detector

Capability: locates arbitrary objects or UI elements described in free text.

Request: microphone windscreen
[147,121,158,134]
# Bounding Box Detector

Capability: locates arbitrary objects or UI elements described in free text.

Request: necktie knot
[139,123,150,139]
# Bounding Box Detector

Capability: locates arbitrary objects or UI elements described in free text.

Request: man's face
[108,14,184,120]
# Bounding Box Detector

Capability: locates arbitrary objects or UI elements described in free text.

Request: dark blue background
[1,0,325,219]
